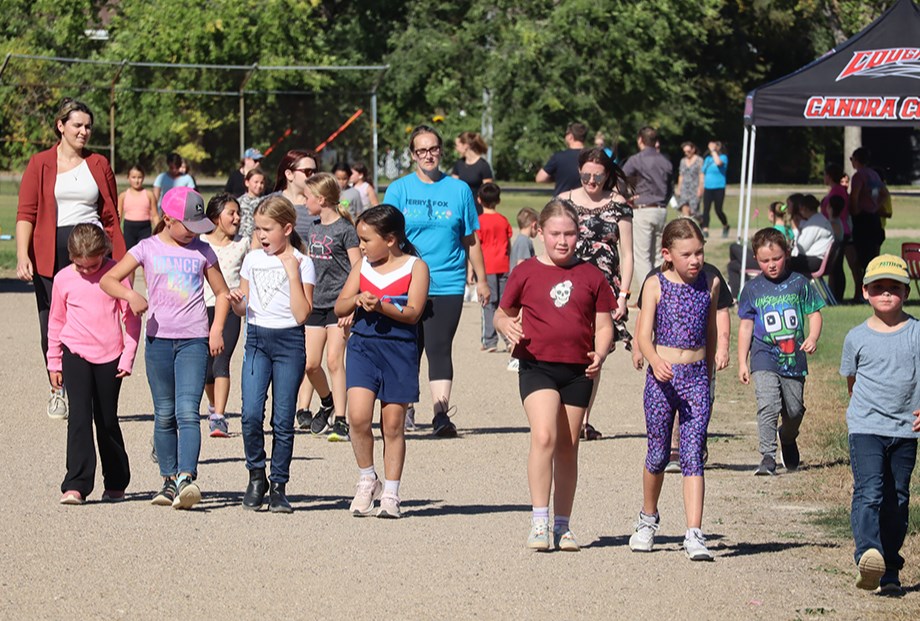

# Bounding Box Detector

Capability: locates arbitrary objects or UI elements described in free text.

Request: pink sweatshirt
[47,259,141,373]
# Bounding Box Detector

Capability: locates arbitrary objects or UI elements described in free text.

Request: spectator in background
[622,126,673,293]
[701,141,729,239]
[452,131,494,202]
[535,122,588,196]
[332,162,369,220]
[349,161,379,213]
[225,148,264,198]
[848,147,888,302]
[152,152,195,209]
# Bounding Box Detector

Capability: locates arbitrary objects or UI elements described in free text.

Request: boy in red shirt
[476,182,513,351]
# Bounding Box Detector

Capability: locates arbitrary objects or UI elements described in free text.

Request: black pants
[417,295,464,382]
[33,225,76,359]
[788,254,822,277]
[123,219,152,250]
[702,188,727,229]
[727,242,755,299]
[206,306,242,382]
[61,346,130,496]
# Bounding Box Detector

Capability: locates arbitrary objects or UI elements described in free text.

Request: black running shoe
[780,440,800,471]
[296,409,313,430]
[328,417,350,442]
[432,408,458,438]
[310,405,332,435]
[151,478,177,506]
[754,454,777,476]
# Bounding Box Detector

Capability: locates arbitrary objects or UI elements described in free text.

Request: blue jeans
[145,337,208,478]
[849,433,917,583]
[241,324,305,483]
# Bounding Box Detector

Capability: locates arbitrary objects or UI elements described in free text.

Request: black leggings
[417,295,464,382]
[123,219,152,250]
[205,306,242,383]
[702,188,727,229]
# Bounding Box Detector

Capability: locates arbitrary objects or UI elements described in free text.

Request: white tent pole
[739,125,757,293]
[736,124,750,243]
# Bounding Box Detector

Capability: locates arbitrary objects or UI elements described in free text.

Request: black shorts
[518,359,593,407]
[306,306,338,328]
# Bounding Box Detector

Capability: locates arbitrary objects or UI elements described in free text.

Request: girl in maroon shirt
[495,199,615,552]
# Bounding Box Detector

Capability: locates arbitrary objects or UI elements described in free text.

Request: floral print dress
[564,197,634,348]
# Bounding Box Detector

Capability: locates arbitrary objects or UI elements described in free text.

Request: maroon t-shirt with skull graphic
[499,257,616,364]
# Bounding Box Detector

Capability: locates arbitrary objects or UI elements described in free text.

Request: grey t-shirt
[294,208,359,308]
[840,316,920,438]
[509,234,534,272]
[340,186,366,220]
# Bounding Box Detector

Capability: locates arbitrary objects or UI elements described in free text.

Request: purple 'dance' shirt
[129,235,218,339]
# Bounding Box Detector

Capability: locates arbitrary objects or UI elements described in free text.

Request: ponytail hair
[660,217,705,272]
[305,172,353,224]
[538,198,579,230]
[356,204,417,256]
[255,195,305,253]
[68,223,110,259]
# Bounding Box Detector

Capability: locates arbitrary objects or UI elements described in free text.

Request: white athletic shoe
[629,512,660,552]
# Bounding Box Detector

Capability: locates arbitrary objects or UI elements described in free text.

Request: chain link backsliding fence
[0,54,388,190]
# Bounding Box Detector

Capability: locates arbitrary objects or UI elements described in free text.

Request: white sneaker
[47,388,67,420]
[404,405,416,432]
[554,528,580,551]
[683,528,714,561]
[506,358,519,372]
[527,517,552,550]
[629,512,659,552]
[349,476,382,516]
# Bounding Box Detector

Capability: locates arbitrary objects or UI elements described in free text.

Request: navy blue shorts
[346,333,419,404]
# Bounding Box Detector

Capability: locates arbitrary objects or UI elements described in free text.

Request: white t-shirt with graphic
[239,249,316,329]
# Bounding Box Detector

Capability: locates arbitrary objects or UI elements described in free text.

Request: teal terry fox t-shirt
[383,173,478,296]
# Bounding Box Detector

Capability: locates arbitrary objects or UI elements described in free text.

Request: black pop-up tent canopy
[736,0,920,286]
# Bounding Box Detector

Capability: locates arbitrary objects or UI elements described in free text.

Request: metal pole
[371,91,378,192]
[109,60,127,169]
[481,88,493,168]
[736,124,750,243]
[239,64,258,157]
[739,125,757,293]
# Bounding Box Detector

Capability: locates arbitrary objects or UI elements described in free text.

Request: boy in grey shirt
[840,254,920,595]
[509,207,539,272]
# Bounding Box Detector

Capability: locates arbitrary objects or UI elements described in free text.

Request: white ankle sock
[384,479,400,496]
[532,507,549,522]
[359,466,376,480]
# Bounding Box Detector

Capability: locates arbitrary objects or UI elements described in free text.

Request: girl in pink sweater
[48,224,141,505]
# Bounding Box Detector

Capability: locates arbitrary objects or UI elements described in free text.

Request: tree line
[0,0,896,182]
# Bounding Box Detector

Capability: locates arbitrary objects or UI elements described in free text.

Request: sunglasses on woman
[580,172,606,184]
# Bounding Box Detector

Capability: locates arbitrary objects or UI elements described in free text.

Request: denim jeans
[145,337,208,478]
[241,324,305,483]
[849,433,917,583]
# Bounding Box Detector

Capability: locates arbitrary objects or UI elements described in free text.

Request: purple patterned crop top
[654,271,711,350]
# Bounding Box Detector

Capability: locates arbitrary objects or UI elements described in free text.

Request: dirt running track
[0,280,913,620]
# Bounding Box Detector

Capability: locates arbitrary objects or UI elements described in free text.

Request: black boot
[269,482,293,514]
[242,468,268,510]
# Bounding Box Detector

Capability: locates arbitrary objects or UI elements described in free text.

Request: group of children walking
[45,178,919,593]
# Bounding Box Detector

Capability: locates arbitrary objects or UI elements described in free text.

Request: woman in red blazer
[16,98,126,419]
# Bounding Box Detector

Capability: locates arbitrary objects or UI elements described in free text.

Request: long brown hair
[255,195,305,252]
[538,199,579,230]
[304,172,353,224]
[660,218,704,272]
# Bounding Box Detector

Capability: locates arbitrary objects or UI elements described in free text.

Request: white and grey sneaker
[47,388,67,420]
[629,512,660,552]
[404,404,416,431]
[683,528,714,561]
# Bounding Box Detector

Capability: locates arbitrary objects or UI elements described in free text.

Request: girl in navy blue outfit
[335,205,430,519]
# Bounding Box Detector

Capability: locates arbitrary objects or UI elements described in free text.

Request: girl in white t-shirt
[201,193,250,438]
[229,195,315,513]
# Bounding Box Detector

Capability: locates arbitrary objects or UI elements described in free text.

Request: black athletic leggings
[417,295,464,382]
[702,188,728,229]
[205,306,242,382]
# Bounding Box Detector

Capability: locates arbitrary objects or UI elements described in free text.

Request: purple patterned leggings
[643,360,711,476]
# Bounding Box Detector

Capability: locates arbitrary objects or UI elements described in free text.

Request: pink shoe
[349,476,382,516]
[60,490,84,505]
[376,492,402,519]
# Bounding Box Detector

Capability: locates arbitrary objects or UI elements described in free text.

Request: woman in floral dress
[561,147,634,440]
[677,142,703,221]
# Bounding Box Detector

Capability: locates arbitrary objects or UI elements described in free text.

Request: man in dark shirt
[622,126,673,292]
[225,147,264,197]
[535,122,587,196]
